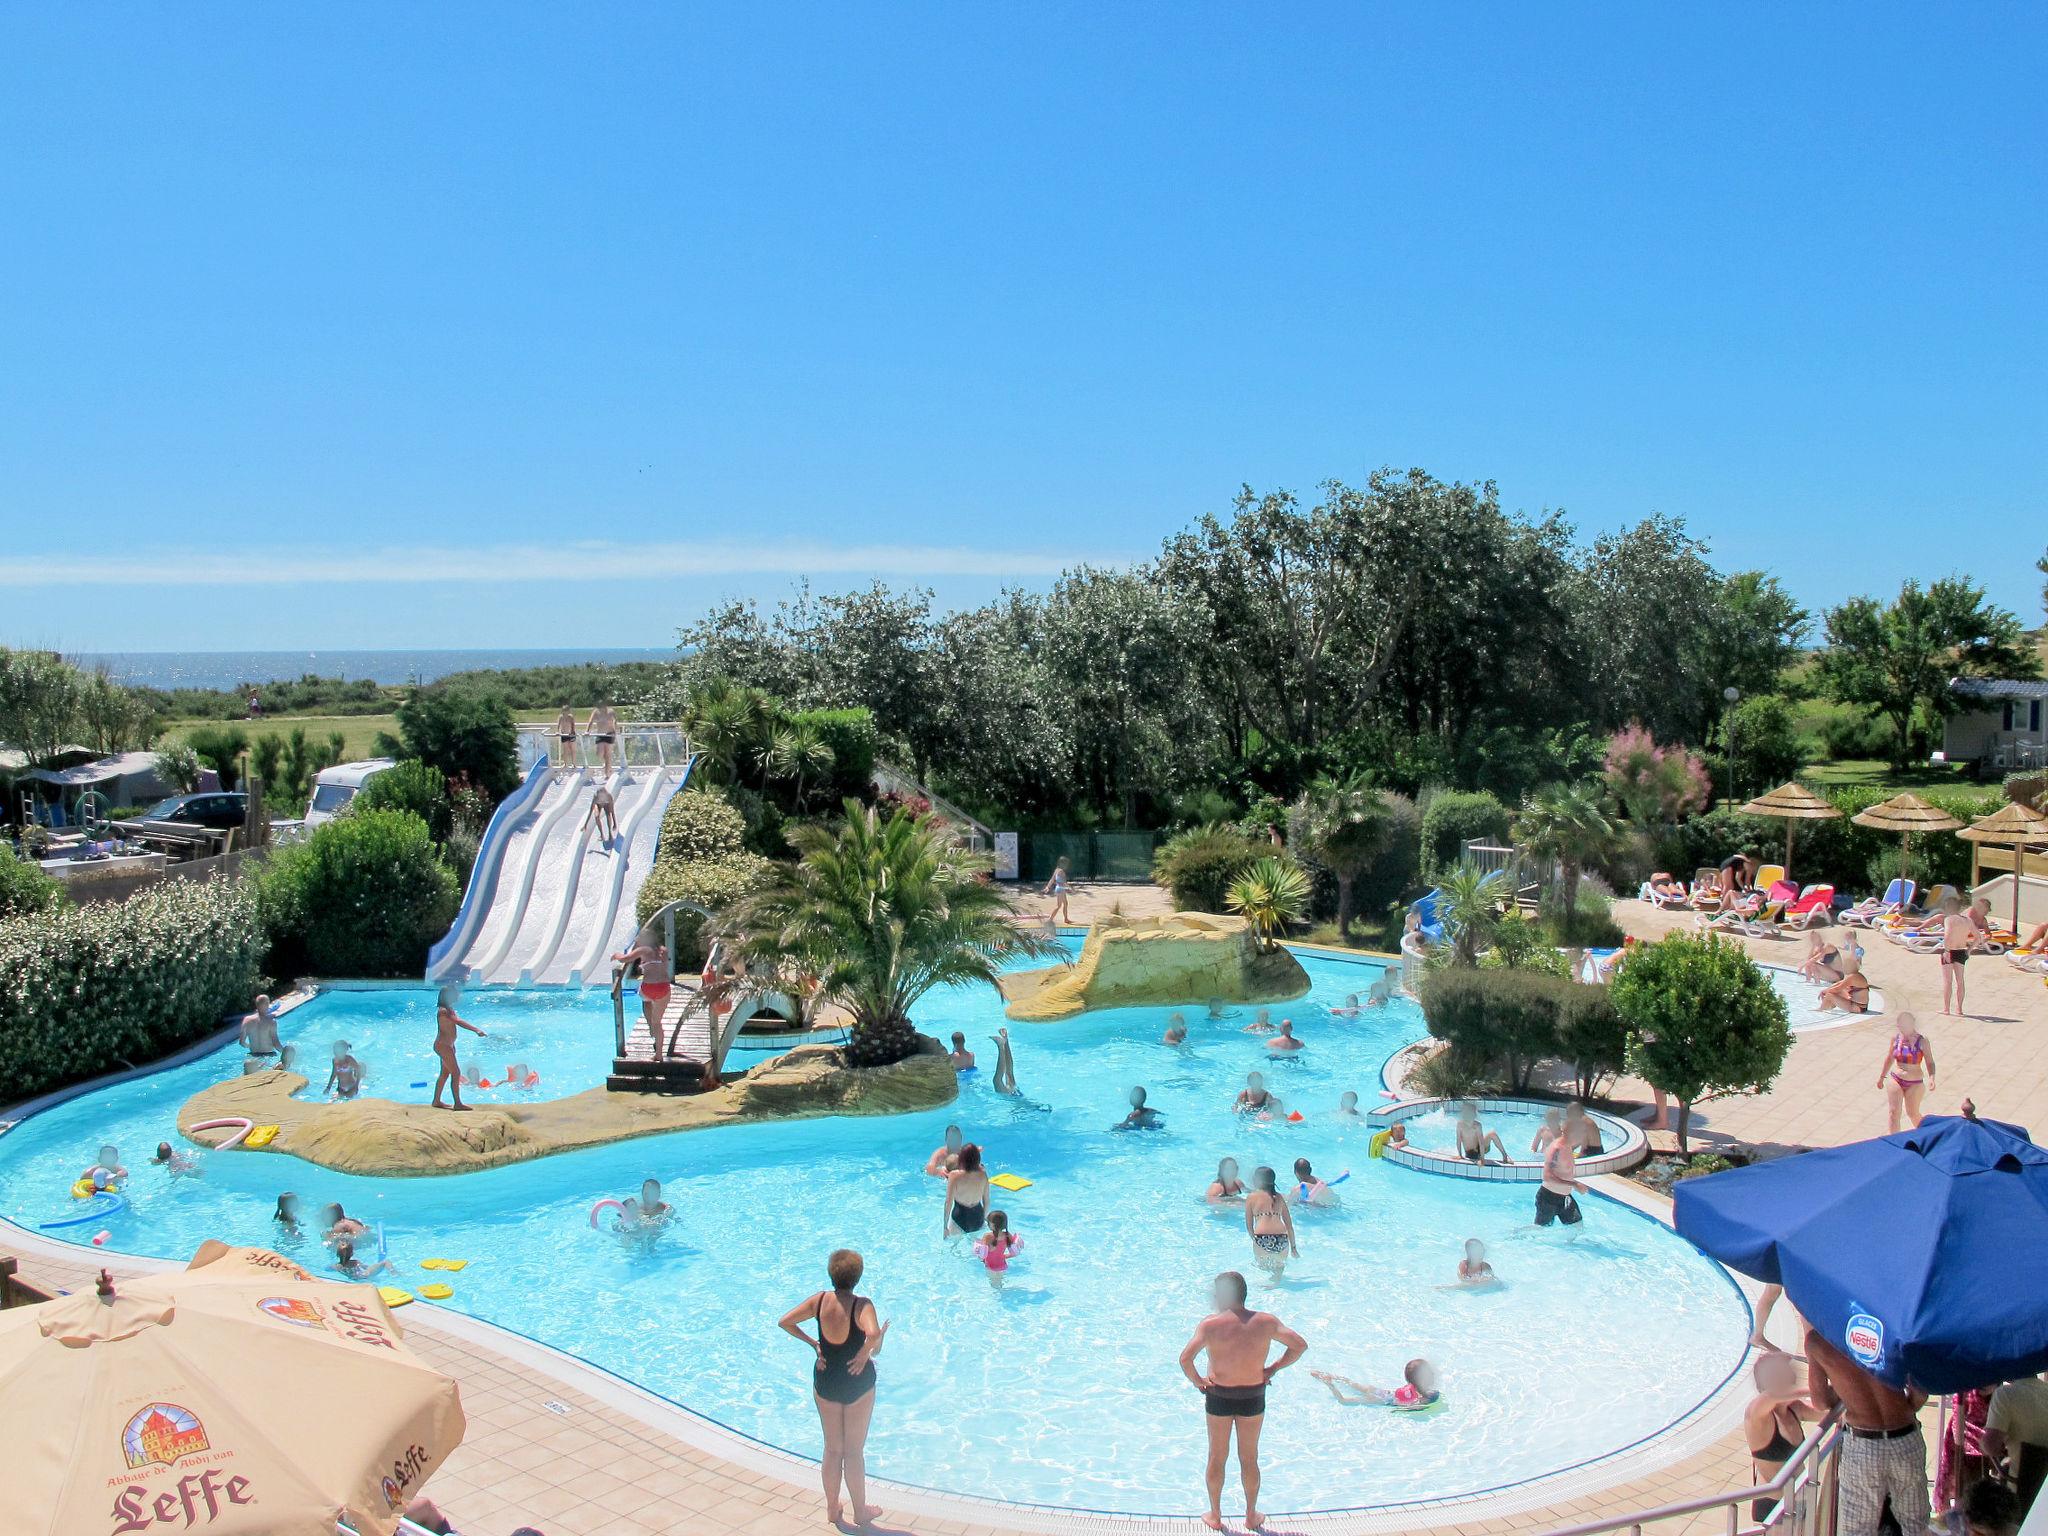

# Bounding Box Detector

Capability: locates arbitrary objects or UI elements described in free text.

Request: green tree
[1516,781,1627,936]
[0,647,84,769]
[185,725,250,791]
[1287,774,1386,942]
[1434,862,1507,965]
[1565,516,1722,740]
[397,685,519,800]
[683,679,777,788]
[353,759,452,839]
[767,721,835,812]
[73,668,158,755]
[1225,856,1310,952]
[1718,695,1805,795]
[153,742,204,794]
[259,809,459,977]
[1817,578,2035,767]
[723,801,1060,1066]
[1610,932,1792,1151]
[1690,572,1810,738]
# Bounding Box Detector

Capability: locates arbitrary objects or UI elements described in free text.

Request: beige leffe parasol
[1849,793,1964,889]
[1740,781,1843,874]
[1956,801,2048,936]
[0,1242,465,1536]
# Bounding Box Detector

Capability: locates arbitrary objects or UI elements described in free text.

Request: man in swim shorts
[1178,1270,1307,1533]
[1535,1131,1590,1227]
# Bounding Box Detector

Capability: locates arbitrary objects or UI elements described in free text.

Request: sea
[71,648,673,691]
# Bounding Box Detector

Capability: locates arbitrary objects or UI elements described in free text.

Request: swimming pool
[0,946,1750,1517]
[1764,963,1886,1031]
[1395,1103,1632,1163]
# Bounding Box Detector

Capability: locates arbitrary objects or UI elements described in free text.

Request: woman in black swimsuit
[944,1142,990,1236]
[778,1248,888,1527]
[1745,1352,1820,1521]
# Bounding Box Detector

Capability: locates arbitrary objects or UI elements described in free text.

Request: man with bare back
[1178,1270,1308,1532]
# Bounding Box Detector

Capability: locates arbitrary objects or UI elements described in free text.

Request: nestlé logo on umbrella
[1844,1302,1885,1368]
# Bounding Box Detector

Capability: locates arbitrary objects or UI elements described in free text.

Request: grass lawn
[1799,758,1985,792]
[163,712,566,762]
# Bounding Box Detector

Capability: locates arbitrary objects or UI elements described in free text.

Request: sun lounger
[1640,876,1692,909]
[1842,878,1915,928]
[1777,884,1837,930]
[1753,863,1787,892]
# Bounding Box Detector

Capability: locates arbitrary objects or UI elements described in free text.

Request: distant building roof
[25,751,165,787]
[1949,678,2048,702]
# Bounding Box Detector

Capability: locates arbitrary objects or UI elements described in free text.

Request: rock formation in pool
[175,1041,957,1177]
[1000,911,1310,1022]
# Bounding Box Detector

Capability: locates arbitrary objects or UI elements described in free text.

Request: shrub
[1419,790,1509,882]
[1719,695,1805,791]
[1418,966,1563,1091]
[0,876,265,1101]
[1407,1043,1500,1099]
[788,708,878,807]
[185,725,250,790]
[1152,822,1264,912]
[1539,878,1626,947]
[1357,792,1422,912]
[397,685,519,802]
[1604,724,1711,824]
[1611,932,1792,1151]
[1817,709,1893,762]
[635,850,780,964]
[0,845,62,919]
[153,742,204,794]
[352,759,452,839]
[658,787,749,865]
[1555,983,1630,1099]
[260,809,459,978]
[2004,772,2045,811]
[1482,912,1571,976]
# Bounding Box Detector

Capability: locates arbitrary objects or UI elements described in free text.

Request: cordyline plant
[722,799,1062,1066]
[1603,722,1712,824]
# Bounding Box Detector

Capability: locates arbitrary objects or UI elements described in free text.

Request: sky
[1,4,2042,653]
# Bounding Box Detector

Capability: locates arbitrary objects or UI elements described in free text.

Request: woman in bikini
[1816,957,1872,1013]
[1797,932,1845,984]
[943,1142,990,1238]
[777,1248,888,1528]
[1042,856,1072,926]
[1206,1156,1246,1205]
[1745,1353,1821,1523]
[1877,1012,1936,1132]
[1234,1071,1280,1117]
[1244,1165,1298,1279]
[612,935,687,1070]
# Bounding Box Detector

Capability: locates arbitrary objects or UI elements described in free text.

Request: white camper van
[304,758,397,826]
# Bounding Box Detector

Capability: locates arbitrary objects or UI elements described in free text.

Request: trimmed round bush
[0,845,62,919]
[351,759,451,839]
[1151,822,1264,912]
[657,787,749,865]
[261,809,459,978]
[1420,790,1509,882]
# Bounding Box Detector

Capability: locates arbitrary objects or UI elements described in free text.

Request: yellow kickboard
[420,1283,454,1300]
[243,1125,281,1148]
[378,1286,415,1308]
[419,1258,470,1272]
[990,1173,1032,1191]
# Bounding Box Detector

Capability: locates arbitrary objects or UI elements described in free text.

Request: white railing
[1542,1406,1846,1536]
[516,721,690,776]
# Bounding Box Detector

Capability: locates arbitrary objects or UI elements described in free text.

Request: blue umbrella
[1674,1113,2048,1394]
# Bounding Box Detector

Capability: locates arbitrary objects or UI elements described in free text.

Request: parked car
[137,791,248,831]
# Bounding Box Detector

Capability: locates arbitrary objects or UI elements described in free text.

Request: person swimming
[944,1142,991,1237]
[1234,1071,1280,1116]
[1163,1018,1189,1045]
[948,1032,976,1072]
[81,1144,126,1190]
[623,1178,672,1229]
[325,1040,363,1100]
[1329,993,1361,1017]
[1365,971,1395,1007]
[1207,1156,1246,1204]
[1266,1020,1304,1054]
[239,993,282,1056]
[1337,1090,1364,1120]
[332,1238,393,1281]
[987,1028,1019,1095]
[1313,1358,1441,1410]
[1244,1166,1297,1279]
[925,1124,965,1176]
[1244,1008,1275,1034]
[273,1192,301,1232]
[1454,1238,1497,1287]
[1290,1157,1347,1207]
[1116,1085,1165,1130]
[320,1202,368,1244]
[972,1209,1021,1284]
[1206,997,1230,1020]
[152,1141,199,1177]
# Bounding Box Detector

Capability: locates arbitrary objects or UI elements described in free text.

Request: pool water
[1764,964,1885,1031]
[0,949,1749,1516]
[1396,1105,1630,1163]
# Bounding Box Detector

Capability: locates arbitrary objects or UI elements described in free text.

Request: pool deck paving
[6,883,2026,1536]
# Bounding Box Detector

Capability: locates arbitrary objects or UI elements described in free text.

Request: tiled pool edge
[1368,1097,1650,1181]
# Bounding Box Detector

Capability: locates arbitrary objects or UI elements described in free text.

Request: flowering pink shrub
[1604,723,1711,823]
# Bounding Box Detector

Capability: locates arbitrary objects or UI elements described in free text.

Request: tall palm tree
[1226,856,1310,953]
[723,800,1061,1065]
[768,722,836,812]
[1516,781,1626,938]
[1288,774,1386,942]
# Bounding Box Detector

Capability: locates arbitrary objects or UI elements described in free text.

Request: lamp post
[1722,687,1741,805]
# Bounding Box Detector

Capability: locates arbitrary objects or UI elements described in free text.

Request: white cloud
[0,539,1122,588]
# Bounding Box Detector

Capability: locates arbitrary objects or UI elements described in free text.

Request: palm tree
[1288,774,1386,943]
[686,681,775,787]
[768,722,836,812]
[1516,781,1627,940]
[722,800,1061,1066]
[1225,856,1310,953]
[1434,861,1508,966]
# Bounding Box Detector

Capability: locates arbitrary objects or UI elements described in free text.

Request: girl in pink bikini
[1877,1012,1936,1132]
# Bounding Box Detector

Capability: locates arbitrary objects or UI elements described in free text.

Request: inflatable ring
[42,1192,127,1229]
[188,1117,255,1151]
[589,1198,629,1230]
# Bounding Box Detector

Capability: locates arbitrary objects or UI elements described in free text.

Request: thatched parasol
[1956,801,2048,935]
[1850,793,1964,889]
[1740,781,1843,873]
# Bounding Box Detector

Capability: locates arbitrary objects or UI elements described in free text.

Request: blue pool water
[0,947,1748,1516]
[1397,1104,1633,1163]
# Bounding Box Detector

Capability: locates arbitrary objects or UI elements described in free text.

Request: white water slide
[427,725,695,989]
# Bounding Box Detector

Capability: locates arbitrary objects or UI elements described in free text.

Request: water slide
[427,754,695,989]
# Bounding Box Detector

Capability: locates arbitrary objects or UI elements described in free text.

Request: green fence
[1024,830,1158,883]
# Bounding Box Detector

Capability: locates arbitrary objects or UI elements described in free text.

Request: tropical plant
[1151,822,1264,912]
[397,685,519,801]
[1517,781,1628,937]
[1287,774,1386,942]
[722,801,1061,1066]
[768,722,836,811]
[1610,932,1792,1151]
[1433,862,1507,965]
[1225,856,1310,952]
[153,742,205,794]
[684,680,776,788]
[258,809,459,978]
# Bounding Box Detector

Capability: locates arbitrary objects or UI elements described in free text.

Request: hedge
[1418,965,1625,1095]
[0,876,266,1101]
[635,851,779,965]
[0,846,61,919]
[789,707,879,806]
[259,809,460,978]
[351,758,451,840]
[656,788,748,865]
[1152,823,1265,912]
[1420,790,1509,882]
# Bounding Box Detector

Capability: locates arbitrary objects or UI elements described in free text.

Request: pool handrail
[425,754,553,981]
[1540,1403,1846,1536]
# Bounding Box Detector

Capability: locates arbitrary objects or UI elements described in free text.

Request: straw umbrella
[1739,781,1843,875]
[1850,793,1964,890]
[1956,801,2048,936]
[0,1241,465,1536]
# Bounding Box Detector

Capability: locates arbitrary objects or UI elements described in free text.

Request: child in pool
[274,1192,302,1233]
[152,1141,200,1177]
[621,1178,672,1229]
[1290,1156,1347,1207]
[1163,1013,1188,1045]
[972,1209,1021,1284]
[1337,1090,1365,1120]
[81,1144,126,1189]
[1207,1156,1246,1204]
[948,1032,976,1072]
[1366,971,1395,1007]
[1329,993,1361,1017]
[320,1202,369,1245]
[325,1040,364,1100]
[1455,1238,1498,1286]
[1313,1358,1441,1409]
[1116,1085,1165,1130]
[1243,1007,1275,1034]
[332,1239,393,1281]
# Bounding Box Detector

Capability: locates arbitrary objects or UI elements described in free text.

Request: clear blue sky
[2,5,2041,652]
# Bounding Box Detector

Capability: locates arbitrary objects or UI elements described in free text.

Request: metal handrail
[1542,1404,1846,1536]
